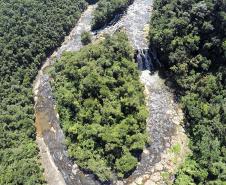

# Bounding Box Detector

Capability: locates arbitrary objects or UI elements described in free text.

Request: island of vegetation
[52,31,148,182]
[150,0,226,184]
[1,0,225,184]
[0,0,87,184]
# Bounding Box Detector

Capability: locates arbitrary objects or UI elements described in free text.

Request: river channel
[33,0,188,184]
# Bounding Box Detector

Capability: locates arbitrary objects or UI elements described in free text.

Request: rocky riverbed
[124,71,189,185]
[33,5,100,185]
[94,0,152,49]
[33,0,189,184]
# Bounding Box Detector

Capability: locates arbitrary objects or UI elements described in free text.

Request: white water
[33,0,188,184]
[33,5,98,185]
[95,0,152,49]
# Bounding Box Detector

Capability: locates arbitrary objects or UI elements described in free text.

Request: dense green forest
[52,31,148,182]
[1,0,225,184]
[150,0,226,184]
[0,0,87,184]
[91,0,133,30]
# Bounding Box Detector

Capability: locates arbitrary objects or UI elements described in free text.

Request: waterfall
[135,49,157,71]
[34,0,187,185]
[136,50,144,70]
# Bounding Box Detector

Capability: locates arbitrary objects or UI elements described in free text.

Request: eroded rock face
[33,0,189,184]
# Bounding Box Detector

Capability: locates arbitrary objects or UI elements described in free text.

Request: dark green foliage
[91,0,134,30]
[52,32,148,181]
[85,0,98,4]
[0,0,87,183]
[81,31,92,45]
[150,0,226,184]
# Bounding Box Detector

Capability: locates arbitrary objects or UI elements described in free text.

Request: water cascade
[135,49,156,71]
[33,0,188,184]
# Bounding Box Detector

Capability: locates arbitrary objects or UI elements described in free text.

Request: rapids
[33,0,188,184]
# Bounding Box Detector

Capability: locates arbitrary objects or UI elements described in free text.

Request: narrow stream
[33,0,188,184]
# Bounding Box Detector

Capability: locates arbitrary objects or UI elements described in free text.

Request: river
[33,0,188,185]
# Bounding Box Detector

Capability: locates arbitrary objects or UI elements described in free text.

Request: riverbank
[33,5,98,185]
[33,0,189,184]
[126,71,189,185]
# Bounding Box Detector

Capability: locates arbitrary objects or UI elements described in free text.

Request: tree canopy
[91,0,134,30]
[150,0,226,184]
[0,0,87,183]
[52,31,148,182]
[81,31,92,45]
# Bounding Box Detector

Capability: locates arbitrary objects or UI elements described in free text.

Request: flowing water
[33,0,188,184]
[94,0,152,49]
[33,5,99,185]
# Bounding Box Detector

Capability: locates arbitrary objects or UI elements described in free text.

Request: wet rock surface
[94,0,153,49]
[33,0,189,185]
[124,71,189,185]
[33,5,100,185]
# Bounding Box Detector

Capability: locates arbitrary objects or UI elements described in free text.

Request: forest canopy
[150,0,226,184]
[0,0,87,184]
[91,0,134,30]
[52,31,148,182]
